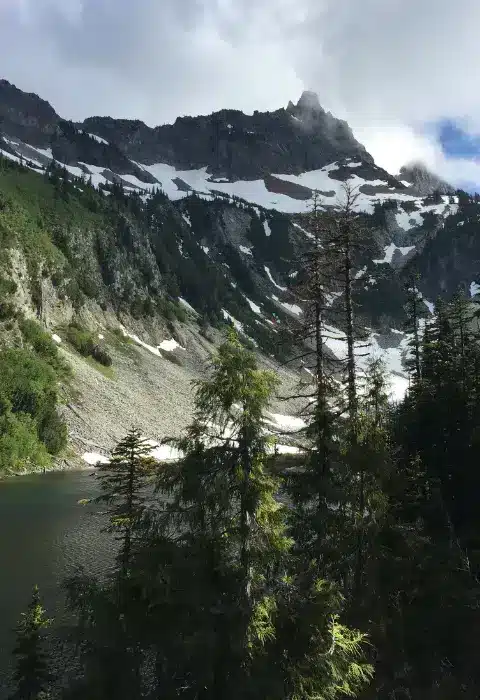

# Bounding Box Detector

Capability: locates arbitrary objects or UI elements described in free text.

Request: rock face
[0,81,373,181]
[1,75,475,322]
[0,79,59,145]
[398,163,454,196]
[81,91,371,179]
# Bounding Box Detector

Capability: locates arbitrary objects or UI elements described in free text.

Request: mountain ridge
[0,78,478,348]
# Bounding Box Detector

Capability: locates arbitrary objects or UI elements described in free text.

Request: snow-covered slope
[0,137,459,234]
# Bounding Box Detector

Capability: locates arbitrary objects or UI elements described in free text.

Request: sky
[1,0,480,187]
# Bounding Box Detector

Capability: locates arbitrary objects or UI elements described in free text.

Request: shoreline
[0,455,94,481]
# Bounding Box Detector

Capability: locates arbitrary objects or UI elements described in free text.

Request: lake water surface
[0,469,112,694]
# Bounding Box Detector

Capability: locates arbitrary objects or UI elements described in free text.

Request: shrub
[157,297,187,323]
[0,302,16,321]
[67,324,95,357]
[38,408,68,455]
[112,327,129,342]
[67,323,113,367]
[0,348,68,471]
[174,304,187,323]
[0,275,17,296]
[51,269,64,288]
[65,280,86,310]
[0,348,57,418]
[19,318,68,375]
[91,345,113,367]
[0,411,51,474]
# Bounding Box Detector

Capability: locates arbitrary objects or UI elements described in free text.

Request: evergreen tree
[63,429,157,700]
[127,331,373,699]
[95,427,157,581]
[287,190,340,571]
[146,330,289,697]
[403,273,423,383]
[9,586,52,700]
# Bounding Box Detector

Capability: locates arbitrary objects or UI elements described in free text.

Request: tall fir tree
[64,428,157,700]
[95,427,157,581]
[9,586,52,700]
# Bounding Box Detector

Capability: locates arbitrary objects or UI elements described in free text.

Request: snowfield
[0,141,459,233]
[373,243,416,264]
[323,324,411,402]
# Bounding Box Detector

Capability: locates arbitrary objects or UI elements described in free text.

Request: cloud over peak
[1,0,480,186]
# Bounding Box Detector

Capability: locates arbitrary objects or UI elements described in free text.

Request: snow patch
[423,299,435,314]
[245,297,262,314]
[470,281,480,298]
[265,266,287,291]
[263,220,271,237]
[158,338,184,352]
[267,413,306,431]
[324,325,411,402]
[239,245,253,256]
[281,302,303,316]
[121,327,162,357]
[373,243,415,264]
[146,442,183,462]
[292,222,315,240]
[222,309,244,333]
[0,149,23,165]
[87,132,109,145]
[82,452,109,466]
[396,210,424,230]
[178,297,198,315]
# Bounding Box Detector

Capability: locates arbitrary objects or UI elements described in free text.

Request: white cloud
[1,0,480,185]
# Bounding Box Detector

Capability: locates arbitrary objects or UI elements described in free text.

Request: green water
[0,469,112,694]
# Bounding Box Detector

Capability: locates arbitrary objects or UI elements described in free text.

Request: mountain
[1,77,480,469]
[397,162,454,196]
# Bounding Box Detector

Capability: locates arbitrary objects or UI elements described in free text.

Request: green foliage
[66,323,112,367]
[0,273,19,320]
[38,408,68,456]
[0,344,67,473]
[0,411,51,474]
[64,430,158,699]
[19,318,70,377]
[0,274,17,296]
[9,586,52,699]
[156,297,187,323]
[94,428,157,579]
[0,301,17,321]
[61,332,372,699]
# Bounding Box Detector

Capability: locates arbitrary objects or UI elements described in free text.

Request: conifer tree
[404,273,423,383]
[95,427,157,581]
[9,586,52,700]
[145,331,372,699]
[148,331,288,697]
[286,191,340,571]
[63,429,157,700]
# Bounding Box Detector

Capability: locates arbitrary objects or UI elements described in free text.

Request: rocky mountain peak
[79,92,372,179]
[0,79,59,146]
[296,90,323,112]
[398,161,454,196]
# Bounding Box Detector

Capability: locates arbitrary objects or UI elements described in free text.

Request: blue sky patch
[436,119,480,160]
